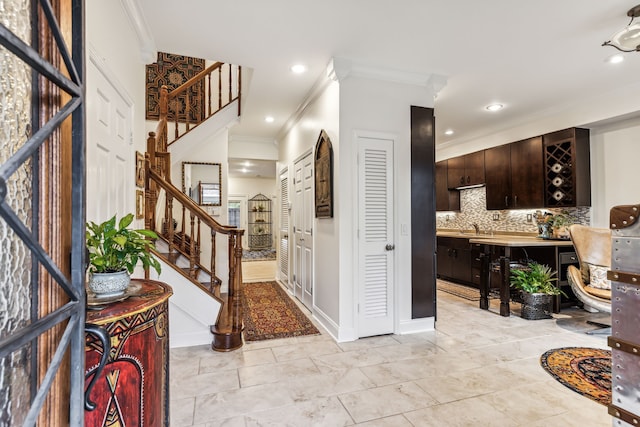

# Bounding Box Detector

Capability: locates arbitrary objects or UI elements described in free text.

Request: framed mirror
[182,162,222,206]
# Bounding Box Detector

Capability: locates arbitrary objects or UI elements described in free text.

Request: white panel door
[279,169,290,289]
[86,58,133,223]
[358,137,395,337]
[302,158,314,308]
[293,153,313,309]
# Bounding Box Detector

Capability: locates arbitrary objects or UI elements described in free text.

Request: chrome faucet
[472,223,480,235]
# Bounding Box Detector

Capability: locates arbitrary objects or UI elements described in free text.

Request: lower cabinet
[437,237,473,287]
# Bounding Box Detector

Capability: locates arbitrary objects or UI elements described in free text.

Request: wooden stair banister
[146,162,244,351]
[144,75,245,351]
[163,62,242,147]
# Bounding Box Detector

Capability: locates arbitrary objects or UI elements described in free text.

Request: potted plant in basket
[510,262,565,320]
[86,213,161,297]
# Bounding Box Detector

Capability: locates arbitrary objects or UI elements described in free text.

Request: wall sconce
[602,4,640,52]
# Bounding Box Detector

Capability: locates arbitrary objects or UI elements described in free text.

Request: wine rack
[542,128,591,208]
[544,140,575,207]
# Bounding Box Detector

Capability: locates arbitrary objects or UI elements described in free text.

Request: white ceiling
[138,0,640,165]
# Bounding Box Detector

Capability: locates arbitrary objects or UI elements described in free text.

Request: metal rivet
[631,216,635,220]
[614,274,620,279]
[634,207,638,211]
[612,223,617,228]
[617,343,621,347]
[634,348,638,353]
[616,411,621,416]
[633,277,638,282]
[623,220,628,225]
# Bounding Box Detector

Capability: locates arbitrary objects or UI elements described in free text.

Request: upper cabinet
[485,137,544,210]
[440,127,590,211]
[447,151,485,189]
[543,128,591,207]
[436,161,460,211]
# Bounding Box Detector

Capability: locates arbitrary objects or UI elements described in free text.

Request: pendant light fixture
[602,4,640,52]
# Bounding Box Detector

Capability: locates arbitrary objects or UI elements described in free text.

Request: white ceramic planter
[88,270,131,297]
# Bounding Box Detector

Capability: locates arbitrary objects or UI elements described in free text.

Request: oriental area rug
[540,347,611,406]
[241,281,319,341]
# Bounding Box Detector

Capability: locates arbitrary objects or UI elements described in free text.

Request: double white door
[293,153,313,309]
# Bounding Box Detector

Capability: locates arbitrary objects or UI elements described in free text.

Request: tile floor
[170,264,611,426]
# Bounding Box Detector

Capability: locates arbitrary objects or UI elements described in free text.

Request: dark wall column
[410,106,436,318]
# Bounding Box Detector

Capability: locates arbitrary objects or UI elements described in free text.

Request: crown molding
[120,0,157,63]
[327,57,447,95]
[276,68,334,141]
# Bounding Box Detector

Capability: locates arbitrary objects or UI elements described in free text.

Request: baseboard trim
[397,317,435,334]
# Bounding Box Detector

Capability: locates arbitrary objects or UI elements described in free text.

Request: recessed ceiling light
[264,116,274,123]
[485,103,504,112]
[606,54,625,64]
[444,129,454,136]
[290,64,307,74]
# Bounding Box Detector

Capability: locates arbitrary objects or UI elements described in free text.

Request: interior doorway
[228,194,248,248]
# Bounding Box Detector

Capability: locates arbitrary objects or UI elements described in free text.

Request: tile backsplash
[436,187,591,233]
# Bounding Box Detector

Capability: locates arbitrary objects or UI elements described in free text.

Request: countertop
[436,230,574,247]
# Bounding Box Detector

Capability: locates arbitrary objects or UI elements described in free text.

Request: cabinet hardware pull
[385,244,395,251]
[505,196,508,207]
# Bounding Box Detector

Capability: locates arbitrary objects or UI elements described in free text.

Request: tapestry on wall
[145,52,205,123]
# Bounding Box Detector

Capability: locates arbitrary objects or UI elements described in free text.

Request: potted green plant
[510,262,565,319]
[550,212,574,239]
[86,213,161,297]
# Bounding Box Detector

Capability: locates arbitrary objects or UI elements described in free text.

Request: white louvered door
[279,169,290,288]
[358,137,394,337]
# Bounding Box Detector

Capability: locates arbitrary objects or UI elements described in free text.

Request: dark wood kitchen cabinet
[543,127,591,208]
[447,151,485,189]
[437,237,472,285]
[435,161,460,211]
[485,137,544,210]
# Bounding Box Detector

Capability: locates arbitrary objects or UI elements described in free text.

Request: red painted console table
[85,279,173,426]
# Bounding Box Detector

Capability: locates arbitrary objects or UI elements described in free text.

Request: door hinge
[293,274,296,282]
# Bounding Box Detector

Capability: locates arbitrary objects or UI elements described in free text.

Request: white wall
[228,176,277,198]
[278,58,443,341]
[590,117,640,228]
[278,74,340,336]
[334,62,440,340]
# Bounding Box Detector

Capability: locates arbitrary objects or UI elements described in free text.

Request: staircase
[144,63,244,351]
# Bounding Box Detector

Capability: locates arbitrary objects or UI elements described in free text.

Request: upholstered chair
[567,224,612,314]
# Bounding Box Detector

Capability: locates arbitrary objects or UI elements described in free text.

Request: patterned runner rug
[540,347,611,406]
[242,249,276,262]
[241,281,319,341]
[437,279,481,301]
